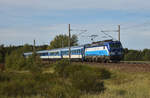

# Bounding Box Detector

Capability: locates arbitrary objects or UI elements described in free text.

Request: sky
[0,0,150,50]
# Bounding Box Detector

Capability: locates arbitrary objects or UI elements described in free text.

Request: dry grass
[80,63,150,98]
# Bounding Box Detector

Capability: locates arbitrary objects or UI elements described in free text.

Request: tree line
[123,48,150,61]
[1,34,150,64]
[0,34,78,64]
[0,44,48,63]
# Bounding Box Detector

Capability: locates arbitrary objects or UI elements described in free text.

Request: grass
[2,62,150,98]
[81,68,150,98]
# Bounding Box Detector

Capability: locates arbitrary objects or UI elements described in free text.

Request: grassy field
[1,62,150,98]
[81,63,150,98]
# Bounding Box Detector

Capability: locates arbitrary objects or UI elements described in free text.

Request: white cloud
[0,0,150,11]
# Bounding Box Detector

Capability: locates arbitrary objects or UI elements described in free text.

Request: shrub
[70,68,105,93]
[5,46,44,71]
[49,81,80,98]
[53,59,70,77]
[93,67,111,80]
[5,50,27,70]
[0,72,11,82]
[0,79,38,97]
[124,50,142,61]
[63,64,105,94]
[115,89,127,96]
[0,53,3,63]
[53,62,109,94]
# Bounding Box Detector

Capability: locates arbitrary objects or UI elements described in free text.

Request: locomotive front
[108,41,123,62]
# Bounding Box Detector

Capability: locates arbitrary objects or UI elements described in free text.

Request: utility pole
[118,25,120,41]
[33,39,36,60]
[33,39,36,53]
[68,24,71,63]
[61,39,64,48]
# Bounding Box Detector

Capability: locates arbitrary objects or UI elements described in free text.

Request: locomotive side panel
[84,45,110,62]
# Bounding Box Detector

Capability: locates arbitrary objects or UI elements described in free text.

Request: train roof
[24,45,84,55]
[60,45,84,51]
[23,52,32,56]
[84,40,121,47]
[92,39,120,44]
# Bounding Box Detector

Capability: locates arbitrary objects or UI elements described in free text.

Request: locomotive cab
[108,41,123,62]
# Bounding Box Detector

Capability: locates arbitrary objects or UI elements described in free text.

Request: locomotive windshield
[109,43,122,48]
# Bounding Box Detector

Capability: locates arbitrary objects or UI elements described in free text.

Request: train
[23,40,123,63]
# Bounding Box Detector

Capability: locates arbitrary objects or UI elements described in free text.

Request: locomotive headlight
[110,52,121,55]
[110,52,115,55]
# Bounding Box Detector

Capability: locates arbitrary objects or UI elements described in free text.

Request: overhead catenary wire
[121,20,150,31]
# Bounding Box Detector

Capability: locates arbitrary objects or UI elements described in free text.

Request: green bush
[5,46,44,71]
[0,73,36,97]
[93,67,111,80]
[62,64,106,94]
[0,53,3,63]
[49,80,80,98]
[53,61,110,94]
[53,59,70,77]
[5,50,26,70]
[0,78,37,97]
[142,49,150,61]
[124,50,142,61]
[0,72,11,82]
[69,67,105,93]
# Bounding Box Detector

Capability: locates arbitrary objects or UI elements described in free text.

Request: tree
[124,50,142,61]
[48,34,78,49]
[5,48,26,70]
[5,44,42,70]
[142,49,150,61]
[22,44,33,52]
[0,53,3,63]
[0,45,4,63]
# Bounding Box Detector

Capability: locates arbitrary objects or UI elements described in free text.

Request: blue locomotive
[24,40,123,62]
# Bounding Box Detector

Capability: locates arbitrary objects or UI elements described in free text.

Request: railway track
[74,61,150,65]
[73,61,150,72]
[120,61,150,65]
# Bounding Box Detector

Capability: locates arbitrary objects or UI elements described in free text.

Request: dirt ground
[76,62,150,72]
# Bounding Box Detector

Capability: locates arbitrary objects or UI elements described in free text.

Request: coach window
[65,51,67,55]
[66,51,68,55]
[74,50,76,54]
[71,51,73,55]
[73,50,75,55]
[56,52,59,56]
[79,50,81,54]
